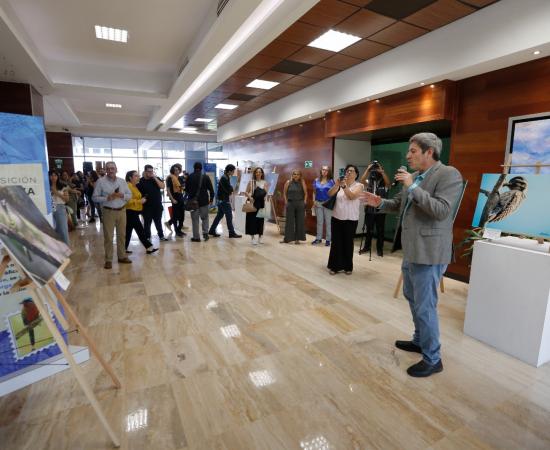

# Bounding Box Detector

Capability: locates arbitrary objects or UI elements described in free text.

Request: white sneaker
[258,236,264,244]
[251,236,258,245]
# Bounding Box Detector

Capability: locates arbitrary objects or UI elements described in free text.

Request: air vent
[217,0,230,16]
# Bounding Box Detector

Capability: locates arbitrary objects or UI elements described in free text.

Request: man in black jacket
[186,162,215,242]
[137,165,168,241]
[208,164,242,238]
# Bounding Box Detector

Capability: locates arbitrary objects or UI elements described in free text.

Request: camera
[370,160,381,170]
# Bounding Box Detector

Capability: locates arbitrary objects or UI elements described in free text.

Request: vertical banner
[0,112,65,389]
[0,112,51,215]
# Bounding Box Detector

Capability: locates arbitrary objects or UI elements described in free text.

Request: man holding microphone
[362,133,463,377]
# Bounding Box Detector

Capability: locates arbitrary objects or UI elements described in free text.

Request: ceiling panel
[319,53,363,70]
[369,21,428,46]
[287,46,333,64]
[261,70,295,83]
[334,9,396,38]
[404,0,476,30]
[299,65,340,80]
[285,76,318,87]
[366,0,437,20]
[299,0,360,28]
[276,21,325,45]
[271,60,314,75]
[340,39,392,59]
[259,39,302,59]
[245,54,283,70]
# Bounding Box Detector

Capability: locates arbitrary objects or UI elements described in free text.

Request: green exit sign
[304,160,313,168]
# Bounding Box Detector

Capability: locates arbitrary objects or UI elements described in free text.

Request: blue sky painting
[510,117,550,174]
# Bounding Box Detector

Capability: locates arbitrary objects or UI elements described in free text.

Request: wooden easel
[2,254,121,447]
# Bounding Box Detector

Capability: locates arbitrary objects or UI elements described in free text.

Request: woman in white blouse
[326,164,364,275]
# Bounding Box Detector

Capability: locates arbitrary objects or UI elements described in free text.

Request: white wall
[333,139,371,178]
[333,138,371,235]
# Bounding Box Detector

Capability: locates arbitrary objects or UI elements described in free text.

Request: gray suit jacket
[380,161,463,265]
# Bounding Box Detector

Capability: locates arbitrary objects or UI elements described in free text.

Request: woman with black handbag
[245,167,269,245]
[327,164,364,275]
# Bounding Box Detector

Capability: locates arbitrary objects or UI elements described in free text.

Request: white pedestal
[464,240,550,367]
[234,195,246,233]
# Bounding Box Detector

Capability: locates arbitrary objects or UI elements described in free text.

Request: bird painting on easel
[478,175,528,228]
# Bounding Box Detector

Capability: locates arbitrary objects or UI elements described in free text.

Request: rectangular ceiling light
[195,118,214,123]
[95,25,128,43]
[105,103,122,108]
[180,127,197,133]
[308,29,361,52]
[246,79,279,90]
[215,103,239,110]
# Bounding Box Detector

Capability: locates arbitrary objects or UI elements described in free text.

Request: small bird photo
[472,173,550,238]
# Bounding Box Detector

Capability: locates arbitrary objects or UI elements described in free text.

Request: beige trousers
[102,208,127,262]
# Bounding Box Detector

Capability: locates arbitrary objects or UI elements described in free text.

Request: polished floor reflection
[1,220,550,449]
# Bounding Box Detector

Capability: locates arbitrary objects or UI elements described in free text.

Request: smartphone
[114,187,119,193]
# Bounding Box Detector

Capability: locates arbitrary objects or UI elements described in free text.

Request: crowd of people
[46,132,463,377]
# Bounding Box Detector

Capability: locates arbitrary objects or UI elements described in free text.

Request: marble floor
[1,219,550,450]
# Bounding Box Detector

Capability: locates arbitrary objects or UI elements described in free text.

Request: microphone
[391,166,407,187]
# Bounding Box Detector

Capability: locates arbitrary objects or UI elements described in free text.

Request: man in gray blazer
[363,133,463,377]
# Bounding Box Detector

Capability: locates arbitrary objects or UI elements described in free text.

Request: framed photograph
[505,112,550,174]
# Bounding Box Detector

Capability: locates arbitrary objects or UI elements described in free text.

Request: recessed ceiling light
[195,118,213,123]
[215,103,238,110]
[430,84,435,88]
[105,103,122,108]
[376,99,380,103]
[420,82,425,86]
[247,79,279,90]
[308,29,361,52]
[533,50,541,55]
[95,25,128,43]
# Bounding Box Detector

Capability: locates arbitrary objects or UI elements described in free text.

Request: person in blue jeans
[363,132,463,378]
[208,164,242,239]
[311,166,335,247]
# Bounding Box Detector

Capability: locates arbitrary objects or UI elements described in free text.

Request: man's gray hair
[409,133,442,161]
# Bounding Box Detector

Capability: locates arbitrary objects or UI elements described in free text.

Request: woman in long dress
[245,167,269,245]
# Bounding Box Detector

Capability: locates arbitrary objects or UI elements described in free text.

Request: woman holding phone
[125,170,158,254]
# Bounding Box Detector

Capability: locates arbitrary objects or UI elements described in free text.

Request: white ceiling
[0,0,320,139]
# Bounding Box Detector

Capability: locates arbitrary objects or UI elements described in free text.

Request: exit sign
[304,160,313,168]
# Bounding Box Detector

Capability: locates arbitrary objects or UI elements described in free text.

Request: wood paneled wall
[0,81,43,116]
[448,56,550,281]
[46,132,74,174]
[223,118,333,233]
[225,57,550,281]
[325,80,457,136]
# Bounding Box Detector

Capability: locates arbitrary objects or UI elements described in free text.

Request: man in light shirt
[92,162,132,269]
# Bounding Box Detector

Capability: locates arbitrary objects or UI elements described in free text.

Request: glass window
[162,140,185,159]
[138,158,163,179]
[139,140,162,159]
[73,156,86,173]
[84,137,111,157]
[111,157,138,181]
[73,137,84,156]
[112,138,137,158]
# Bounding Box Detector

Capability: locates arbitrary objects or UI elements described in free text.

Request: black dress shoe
[191,238,201,242]
[146,248,159,254]
[203,234,209,241]
[208,231,221,237]
[395,340,422,353]
[159,237,169,241]
[229,233,242,238]
[407,360,443,378]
